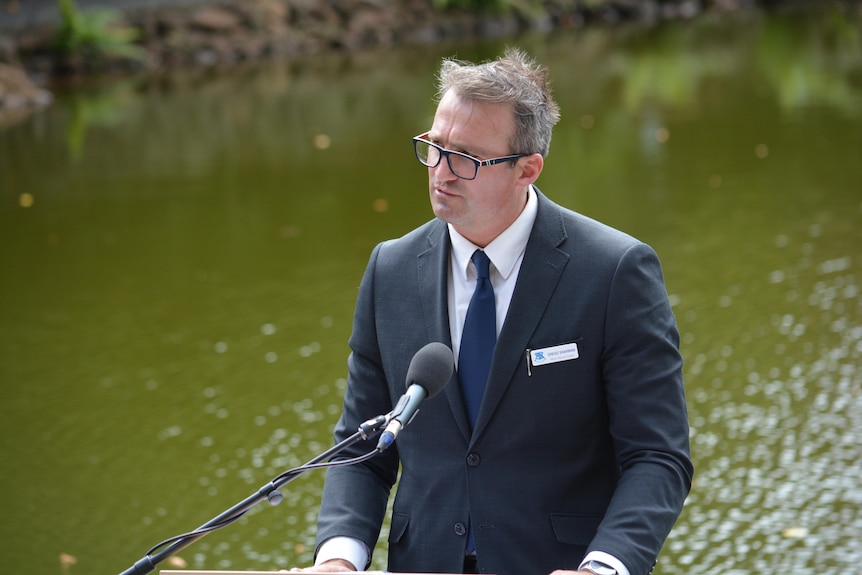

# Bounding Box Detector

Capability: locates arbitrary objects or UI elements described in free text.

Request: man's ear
[517,153,544,186]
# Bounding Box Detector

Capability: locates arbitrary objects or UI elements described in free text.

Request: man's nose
[433,156,458,181]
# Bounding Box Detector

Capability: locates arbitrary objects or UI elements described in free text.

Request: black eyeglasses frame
[412,132,530,181]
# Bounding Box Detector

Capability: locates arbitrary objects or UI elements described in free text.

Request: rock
[190,6,242,32]
[0,62,52,129]
[246,0,290,33]
[343,6,395,49]
[0,62,51,107]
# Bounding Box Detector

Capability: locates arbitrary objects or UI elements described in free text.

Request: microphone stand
[118,414,390,575]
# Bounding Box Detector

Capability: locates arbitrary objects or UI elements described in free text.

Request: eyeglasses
[412,132,529,181]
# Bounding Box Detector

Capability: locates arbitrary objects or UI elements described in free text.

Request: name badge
[528,342,579,368]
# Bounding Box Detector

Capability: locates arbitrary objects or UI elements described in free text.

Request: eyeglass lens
[415,140,477,180]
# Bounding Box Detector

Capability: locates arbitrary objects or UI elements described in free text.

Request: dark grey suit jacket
[315,190,693,575]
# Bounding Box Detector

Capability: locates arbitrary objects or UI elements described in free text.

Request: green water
[1,7,860,575]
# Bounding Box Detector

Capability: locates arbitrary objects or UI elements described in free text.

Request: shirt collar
[448,186,538,281]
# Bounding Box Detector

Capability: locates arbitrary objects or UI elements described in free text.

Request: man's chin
[430,201,457,224]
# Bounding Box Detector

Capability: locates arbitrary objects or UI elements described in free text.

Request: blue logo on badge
[534,351,545,361]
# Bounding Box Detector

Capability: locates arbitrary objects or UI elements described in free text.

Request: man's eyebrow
[442,140,475,156]
[427,132,482,158]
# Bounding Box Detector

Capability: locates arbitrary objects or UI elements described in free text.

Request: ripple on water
[675,251,861,573]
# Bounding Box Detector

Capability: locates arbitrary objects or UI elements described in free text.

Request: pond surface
[1,7,860,575]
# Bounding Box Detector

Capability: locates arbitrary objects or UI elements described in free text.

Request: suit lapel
[472,193,570,441]
[416,221,473,441]
[417,220,452,347]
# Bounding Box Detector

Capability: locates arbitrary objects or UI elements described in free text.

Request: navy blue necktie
[458,250,496,429]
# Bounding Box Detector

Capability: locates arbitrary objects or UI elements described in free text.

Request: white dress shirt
[447,185,537,364]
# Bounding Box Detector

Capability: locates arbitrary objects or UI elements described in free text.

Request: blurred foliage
[755,7,861,115]
[65,82,139,162]
[55,0,143,62]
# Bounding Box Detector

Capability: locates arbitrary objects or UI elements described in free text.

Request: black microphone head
[406,342,454,398]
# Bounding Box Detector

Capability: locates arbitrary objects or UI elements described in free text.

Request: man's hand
[290,558,357,572]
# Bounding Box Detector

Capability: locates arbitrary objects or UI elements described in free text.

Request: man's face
[425,90,539,247]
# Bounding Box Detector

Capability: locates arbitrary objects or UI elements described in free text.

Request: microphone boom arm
[117,414,390,575]
[118,341,453,575]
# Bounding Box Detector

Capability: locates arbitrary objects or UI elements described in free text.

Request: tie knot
[471,250,491,279]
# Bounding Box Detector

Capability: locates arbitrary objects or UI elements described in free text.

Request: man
[297,48,693,575]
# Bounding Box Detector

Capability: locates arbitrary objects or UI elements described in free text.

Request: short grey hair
[436,47,561,158]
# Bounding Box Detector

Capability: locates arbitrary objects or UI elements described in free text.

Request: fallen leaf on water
[373,198,389,213]
[314,134,331,150]
[59,553,77,573]
[782,527,809,538]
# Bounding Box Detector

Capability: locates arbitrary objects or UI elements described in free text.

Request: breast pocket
[520,338,604,417]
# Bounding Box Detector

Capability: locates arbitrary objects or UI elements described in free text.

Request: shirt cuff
[580,551,631,575]
[315,536,369,571]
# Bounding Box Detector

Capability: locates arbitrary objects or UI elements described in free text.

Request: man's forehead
[431,95,513,151]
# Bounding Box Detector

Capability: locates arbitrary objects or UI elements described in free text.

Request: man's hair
[436,47,561,158]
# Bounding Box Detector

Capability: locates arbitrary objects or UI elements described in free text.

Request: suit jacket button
[454,522,467,536]
[466,453,481,467]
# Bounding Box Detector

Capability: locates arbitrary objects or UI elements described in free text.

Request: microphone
[376,342,454,451]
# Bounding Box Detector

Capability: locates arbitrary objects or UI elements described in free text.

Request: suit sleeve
[588,242,694,575]
[314,243,401,567]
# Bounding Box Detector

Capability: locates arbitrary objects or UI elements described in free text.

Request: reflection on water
[670,226,861,572]
[1,7,861,575]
